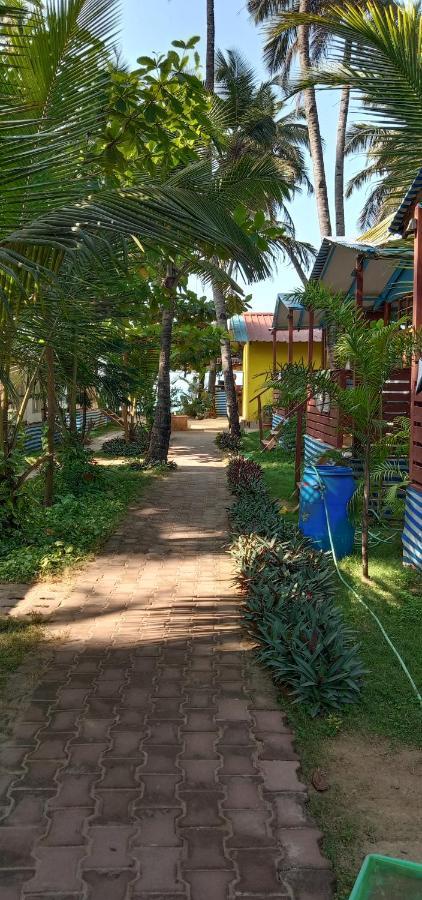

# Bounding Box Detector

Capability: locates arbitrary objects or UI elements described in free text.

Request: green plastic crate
[349,854,422,899]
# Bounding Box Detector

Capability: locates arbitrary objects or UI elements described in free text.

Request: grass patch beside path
[241,430,422,898]
[0,463,152,583]
[242,431,296,515]
[0,616,43,691]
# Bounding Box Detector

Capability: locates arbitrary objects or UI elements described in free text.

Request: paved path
[0,429,331,899]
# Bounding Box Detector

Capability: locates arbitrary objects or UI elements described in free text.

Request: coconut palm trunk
[206,0,215,91]
[334,85,349,236]
[212,280,241,439]
[146,302,174,464]
[44,343,56,507]
[334,42,351,236]
[208,358,217,404]
[298,0,331,237]
[206,2,241,435]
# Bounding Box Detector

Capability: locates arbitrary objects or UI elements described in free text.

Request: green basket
[349,854,422,899]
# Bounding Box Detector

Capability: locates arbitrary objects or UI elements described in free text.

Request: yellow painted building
[230,312,323,422]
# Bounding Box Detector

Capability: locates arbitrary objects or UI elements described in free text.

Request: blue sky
[120,0,366,311]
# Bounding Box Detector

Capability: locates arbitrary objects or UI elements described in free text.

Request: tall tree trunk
[82,389,88,437]
[298,0,331,238]
[0,382,8,458]
[44,343,56,507]
[284,246,309,286]
[362,438,371,579]
[208,358,217,403]
[146,299,175,464]
[68,343,78,437]
[212,279,241,439]
[122,351,130,443]
[335,84,350,236]
[205,0,215,92]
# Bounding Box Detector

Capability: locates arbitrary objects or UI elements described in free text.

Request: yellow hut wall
[242,340,323,422]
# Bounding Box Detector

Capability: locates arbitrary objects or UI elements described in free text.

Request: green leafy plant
[228,453,364,715]
[227,456,264,493]
[102,426,149,458]
[57,443,99,495]
[215,431,243,454]
[255,600,365,716]
[229,490,289,540]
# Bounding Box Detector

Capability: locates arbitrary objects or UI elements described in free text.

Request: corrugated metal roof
[230,312,321,343]
[310,236,413,283]
[229,314,248,343]
[272,294,325,331]
[390,168,422,235]
[243,313,274,342]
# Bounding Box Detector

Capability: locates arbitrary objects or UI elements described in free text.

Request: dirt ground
[327,733,422,865]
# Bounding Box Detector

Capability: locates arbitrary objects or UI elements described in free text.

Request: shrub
[215,431,243,454]
[227,456,264,493]
[229,491,290,541]
[227,454,364,715]
[102,425,149,458]
[255,599,365,716]
[57,444,99,495]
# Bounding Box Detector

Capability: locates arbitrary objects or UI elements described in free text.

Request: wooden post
[257,393,264,445]
[410,204,422,481]
[272,328,277,375]
[307,308,314,367]
[294,402,304,496]
[322,327,327,368]
[383,302,390,325]
[355,255,364,308]
[288,310,294,364]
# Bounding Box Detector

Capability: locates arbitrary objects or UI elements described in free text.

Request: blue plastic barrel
[299,465,356,560]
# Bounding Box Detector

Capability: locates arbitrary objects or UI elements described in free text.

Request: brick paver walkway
[0,428,332,899]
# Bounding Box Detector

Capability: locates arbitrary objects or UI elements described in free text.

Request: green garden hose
[309,464,422,709]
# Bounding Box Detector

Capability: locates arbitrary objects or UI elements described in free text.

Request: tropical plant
[102,428,149,459]
[229,488,290,539]
[215,430,244,454]
[281,0,422,220]
[228,457,365,714]
[255,596,365,715]
[205,44,315,440]
[1,6,278,496]
[248,0,334,236]
[269,281,418,577]
[226,455,264,493]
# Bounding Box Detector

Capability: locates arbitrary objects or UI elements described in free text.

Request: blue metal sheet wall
[215,392,227,415]
[403,486,422,571]
[24,409,110,454]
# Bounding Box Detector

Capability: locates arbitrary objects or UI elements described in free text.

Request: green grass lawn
[242,429,422,898]
[242,430,422,747]
[242,431,297,514]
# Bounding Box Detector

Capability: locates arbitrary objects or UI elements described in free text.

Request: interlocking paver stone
[0,428,331,899]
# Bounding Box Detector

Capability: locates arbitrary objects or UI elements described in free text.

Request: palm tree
[283,0,422,216]
[0,0,278,495]
[248,0,334,237]
[208,48,314,436]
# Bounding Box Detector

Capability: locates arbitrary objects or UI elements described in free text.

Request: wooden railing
[306,367,412,451]
[382,368,411,427]
[306,369,349,449]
